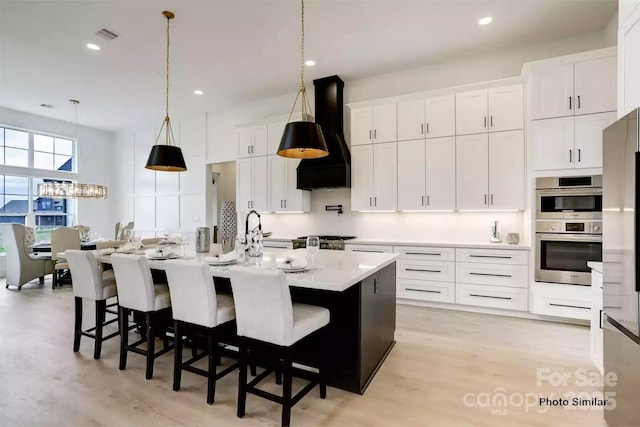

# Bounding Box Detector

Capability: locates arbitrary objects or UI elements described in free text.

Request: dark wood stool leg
[52,270,57,289]
[282,348,293,427]
[237,343,248,418]
[319,330,327,399]
[145,312,155,380]
[173,320,182,391]
[206,331,217,405]
[73,297,82,352]
[39,276,44,285]
[119,307,129,370]
[275,367,282,385]
[94,300,106,359]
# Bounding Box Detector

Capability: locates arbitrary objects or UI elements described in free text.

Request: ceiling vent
[94,28,119,41]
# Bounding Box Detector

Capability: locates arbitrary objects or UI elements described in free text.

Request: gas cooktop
[295,235,356,241]
[292,236,357,250]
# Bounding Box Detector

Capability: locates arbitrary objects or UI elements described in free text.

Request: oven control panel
[535,220,602,234]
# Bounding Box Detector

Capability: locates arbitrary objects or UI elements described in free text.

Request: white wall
[0,106,115,238]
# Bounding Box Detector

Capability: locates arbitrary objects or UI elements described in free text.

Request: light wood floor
[1,278,607,427]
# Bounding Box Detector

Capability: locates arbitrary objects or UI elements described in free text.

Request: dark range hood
[296,75,351,190]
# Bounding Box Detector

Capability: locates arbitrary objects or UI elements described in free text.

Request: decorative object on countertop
[276,0,328,159]
[219,201,237,252]
[490,220,502,243]
[306,236,320,269]
[245,210,263,257]
[145,10,187,172]
[507,233,520,245]
[325,205,343,215]
[195,227,210,253]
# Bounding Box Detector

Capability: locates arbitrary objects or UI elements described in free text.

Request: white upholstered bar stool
[110,254,173,380]
[65,250,119,359]
[164,260,238,404]
[229,269,330,427]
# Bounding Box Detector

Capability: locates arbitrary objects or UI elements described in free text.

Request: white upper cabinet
[284,158,310,212]
[351,144,375,210]
[268,155,310,212]
[530,56,616,120]
[456,89,488,135]
[350,103,397,146]
[621,7,640,116]
[251,156,268,211]
[351,143,397,211]
[236,158,253,212]
[456,86,523,135]
[425,94,456,138]
[397,94,456,141]
[574,112,617,169]
[488,85,524,132]
[397,139,426,210]
[574,57,617,116]
[488,130,524,210]
[236,156,268,212]
[530,64,574,120]
[531,117,574,171]
[456,134,489,210]
[267,120,287,155]
[237,124,268,158]
[425,137,456,210]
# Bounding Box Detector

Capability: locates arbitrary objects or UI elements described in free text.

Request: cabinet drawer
[456,263,528,288]
[394,246,455,262]
[456,283,528,311]
[398,279,455,304]
[345,244,394,253]
[531,283,592,320]
[397,259,454,282]
[456,248,528,265]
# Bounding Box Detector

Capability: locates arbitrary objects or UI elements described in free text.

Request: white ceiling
[0,0,617,132]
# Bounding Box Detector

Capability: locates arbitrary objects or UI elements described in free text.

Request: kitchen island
[99,249,399,394]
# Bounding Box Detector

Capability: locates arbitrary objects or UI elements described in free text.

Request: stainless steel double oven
[535,176,602,286]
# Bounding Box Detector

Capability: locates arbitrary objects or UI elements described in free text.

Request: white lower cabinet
[345,244,394,253]
[456,283,528,311]
[395,245,455,304]
[398,279,455,304]
[530,282,592,320]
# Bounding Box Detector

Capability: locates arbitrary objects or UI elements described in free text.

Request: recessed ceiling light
[478,16,493,26]
[40,104,54,109]
[194,90,204,95]
[86,43,101,51]
[305,60,316,66]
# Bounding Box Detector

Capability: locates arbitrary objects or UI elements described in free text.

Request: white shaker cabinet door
[267,120,287,155]
[425,94,456,138]
[373,142,398,210]
[268,155,286,212]
[574,56,617,116]
[456,89,488,135]
[489,130,524,210]
[397,139,426,211]
[488,85,524,132]
[397,99,425,141]
[372,103,397,143]
[456,133,489,210]
[285,158,309,212]
[351,107,374,146]
[238,128,253,159]
[351,144,375,211]
[531,117,574,171]
[251,156,269,212]
[236,158,253,212]
[251,125,269,157]
[426,137,456,211]
[530,64,574,120]
[574,112,617,169]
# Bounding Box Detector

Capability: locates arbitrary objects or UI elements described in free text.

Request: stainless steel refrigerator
[602,108,640,426]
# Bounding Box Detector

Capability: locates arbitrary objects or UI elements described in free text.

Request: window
[1,128,29,167]
[0,175,29,224]
[33,134,73,171]
[32,178,75,234]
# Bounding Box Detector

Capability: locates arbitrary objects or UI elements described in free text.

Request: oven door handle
[536,189,603,198]
[536,233,602,242]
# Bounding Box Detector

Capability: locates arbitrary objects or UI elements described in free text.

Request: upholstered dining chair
[0,223,52,290]
[50,227,81,288]
[164,260,237,404]
[110,253,173,380]
[229,269,330,427]
[65,250,119,359]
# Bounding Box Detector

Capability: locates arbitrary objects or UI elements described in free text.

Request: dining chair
[110,253,173,380]
[164,260,238,404]
[229,269,330,427]
[65,250,119,359]
[51,227,81,288]
[118,222,134,240]
[0,223,52,290]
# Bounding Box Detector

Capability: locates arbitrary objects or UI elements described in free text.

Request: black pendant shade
[145,144,187,171]
[277,121,329,159]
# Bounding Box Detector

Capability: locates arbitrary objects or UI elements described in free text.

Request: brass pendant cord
[154,11,176,146]
[287,0,313,122]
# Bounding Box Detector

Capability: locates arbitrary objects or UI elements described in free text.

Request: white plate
[146,253,180,260]
[208,259,238,266]
[276,265,311,273]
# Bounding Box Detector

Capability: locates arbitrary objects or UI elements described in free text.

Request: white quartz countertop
[588,261,603,273]
[98,249,399,293]
[262,237,530,250]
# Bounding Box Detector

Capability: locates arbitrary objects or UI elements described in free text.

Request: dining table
[95,249,399,395]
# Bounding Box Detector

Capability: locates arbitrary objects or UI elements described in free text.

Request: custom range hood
[296,75,351,190]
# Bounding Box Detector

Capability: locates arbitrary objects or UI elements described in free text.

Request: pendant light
[276,0,328,159]
[145,11,187,172]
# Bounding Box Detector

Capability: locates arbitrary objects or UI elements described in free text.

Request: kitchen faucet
[244,210,262,255]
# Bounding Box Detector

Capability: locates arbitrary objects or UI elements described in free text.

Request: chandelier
[37,183,107,199]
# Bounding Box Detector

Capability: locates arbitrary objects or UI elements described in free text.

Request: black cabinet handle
[469,272,512,278]
[374,129,377,139]
[549,303,590,310]
[421,195,424,206]
[426,123,429,134]
[469,294,512,300]
[577,95,581,109]
[569,149,573,163]
[468,255,512,259]
[405,268,442,273]
[569,96,572,110]
[406,288,441,294]
[369,130,372,140]
[484,116,487,128]
[484,194,487,205]
[578,149,581,162]
[599,309,603,329]
[490,115,493,127]
[405,252,442,256]
[421,123,424,135]
[373,278,378,294]
[353,249,384,253]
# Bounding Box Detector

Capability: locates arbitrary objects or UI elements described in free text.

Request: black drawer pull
[469,255,512,259]
[405,268,442,273]
[469,294,512,300]
[352,249,384,253]
[405,252,442,256]
[406,288,442,294]
[549,303,590,310]
[469,272,512,278]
